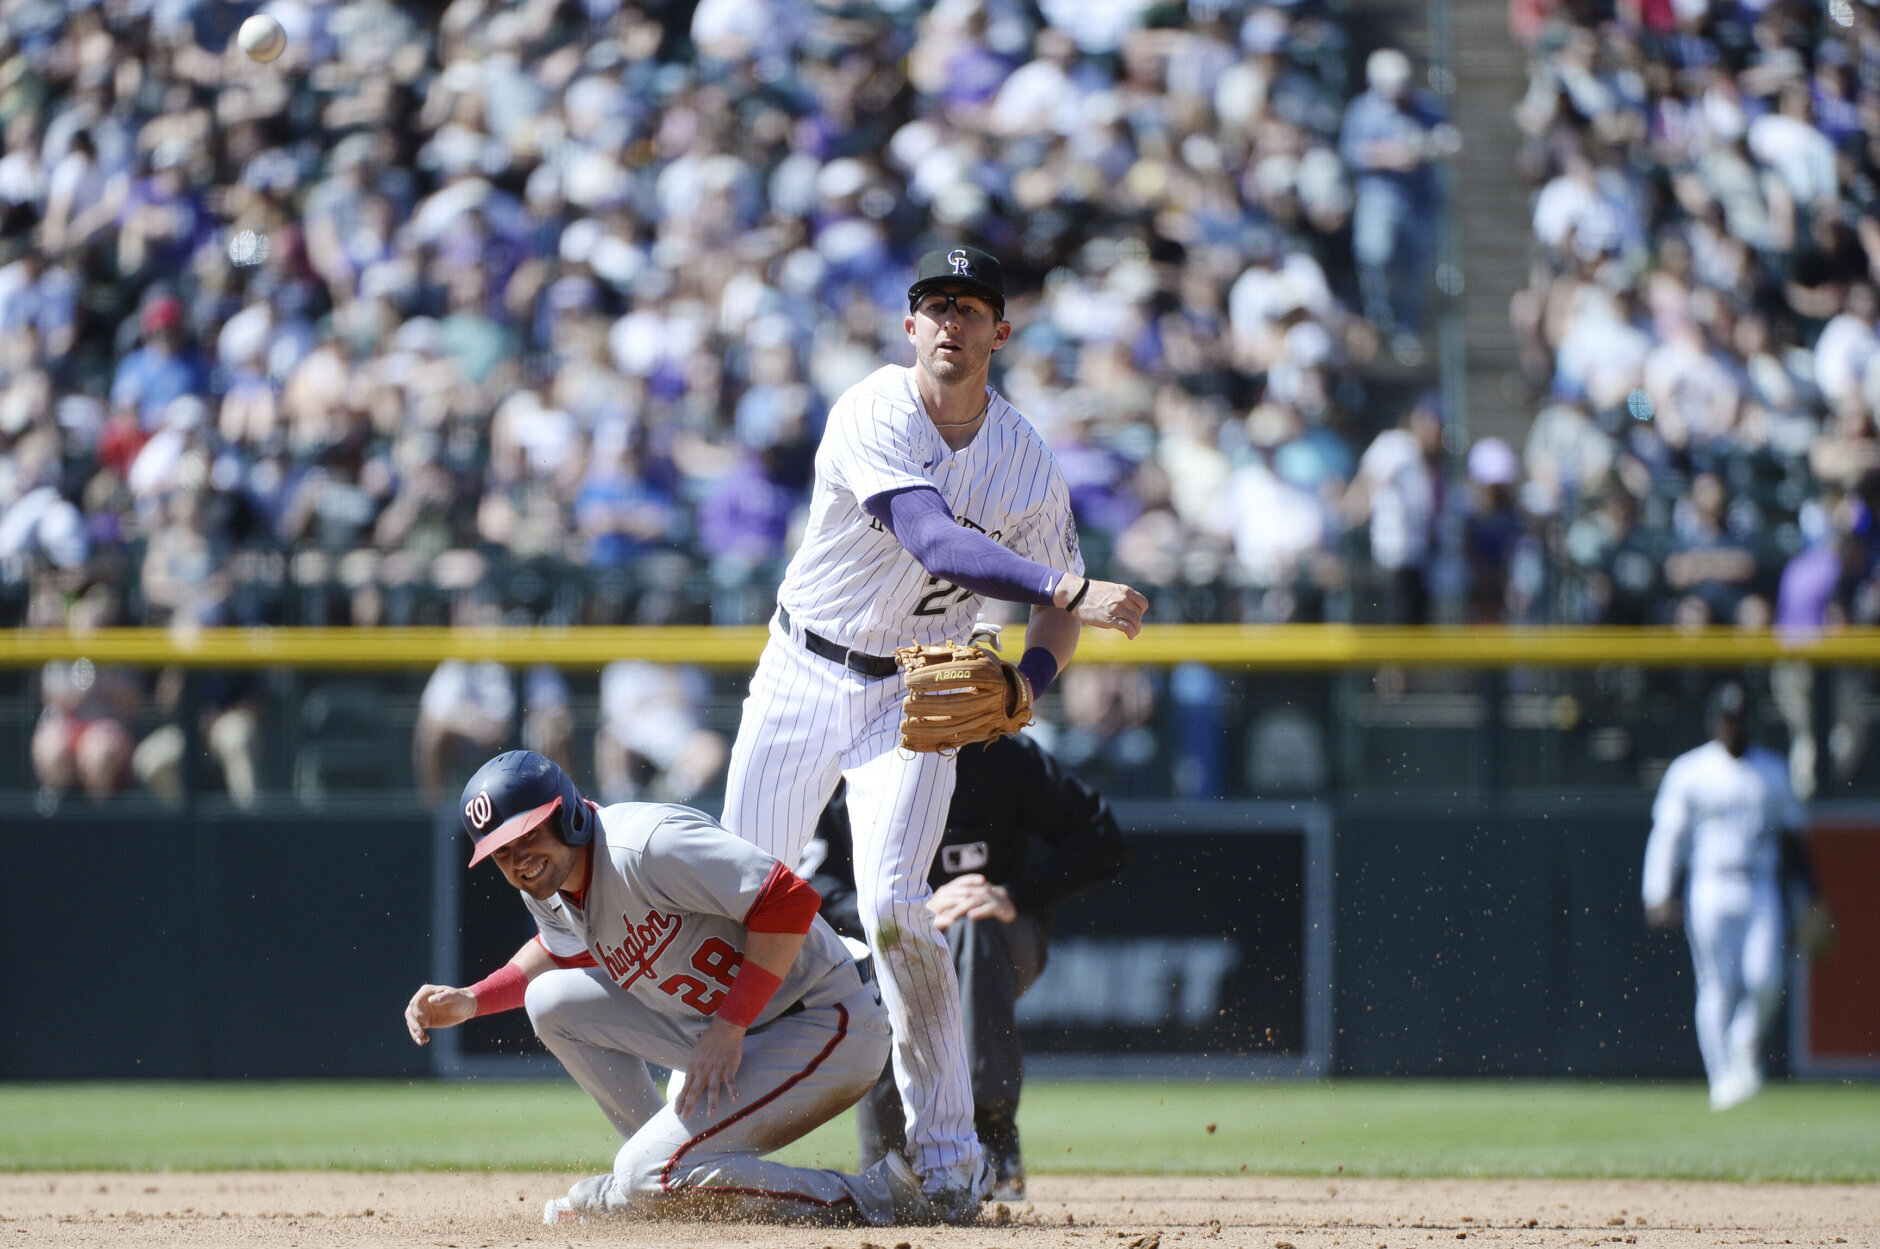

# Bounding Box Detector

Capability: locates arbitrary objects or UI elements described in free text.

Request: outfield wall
[0,798,1750,1082]
[8,627,1878,1080]
[0,803,436,1081]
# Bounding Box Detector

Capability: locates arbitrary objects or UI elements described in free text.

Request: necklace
[930,398,991,429]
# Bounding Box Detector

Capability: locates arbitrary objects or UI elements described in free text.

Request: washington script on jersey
[598,908,684,987]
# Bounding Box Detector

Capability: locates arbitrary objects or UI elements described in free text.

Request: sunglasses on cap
[910,290,1003,320]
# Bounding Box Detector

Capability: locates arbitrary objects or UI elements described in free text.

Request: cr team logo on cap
[909,245,1004,313]
[466,788,495,830]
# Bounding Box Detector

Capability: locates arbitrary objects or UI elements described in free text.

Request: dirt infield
[5,1172,1875,1248]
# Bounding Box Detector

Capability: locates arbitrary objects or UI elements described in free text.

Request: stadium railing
[12,622,1880,669]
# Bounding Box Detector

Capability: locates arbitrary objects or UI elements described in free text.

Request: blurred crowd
[0,0,1449,653]
[0,0,1466,801]
[1500,0,1880,792]
[12,0,1880,804]
[1507,0,1880,637]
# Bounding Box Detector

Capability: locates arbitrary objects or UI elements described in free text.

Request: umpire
[803,732,1128,1201]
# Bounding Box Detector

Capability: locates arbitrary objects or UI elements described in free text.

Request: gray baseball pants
[527,967,897,1223]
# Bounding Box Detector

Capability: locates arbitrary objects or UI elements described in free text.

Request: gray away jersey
[777,364,1083,656]
[522,802,862,1071]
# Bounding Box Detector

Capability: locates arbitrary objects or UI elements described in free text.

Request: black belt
[777,606,899,679]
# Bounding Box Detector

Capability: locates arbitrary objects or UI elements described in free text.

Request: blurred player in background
[803,732,1127,1200]
[1643,681,1831,1110]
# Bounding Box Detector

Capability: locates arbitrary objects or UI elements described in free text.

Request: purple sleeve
[864,486,1061,606]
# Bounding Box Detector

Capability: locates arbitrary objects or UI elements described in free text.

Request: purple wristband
[1016,646,1058,697]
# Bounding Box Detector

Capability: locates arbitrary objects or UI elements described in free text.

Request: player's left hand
[676,1017,744,1118]
[927,873,1017,930]
[1794,899,1836,957]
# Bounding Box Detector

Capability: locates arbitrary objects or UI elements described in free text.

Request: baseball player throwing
[1643,682,1807,1110]
[404,751,933,1225]
[719,245,1148,1221]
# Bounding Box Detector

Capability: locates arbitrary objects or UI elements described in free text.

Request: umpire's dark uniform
[804,732,1128,1196]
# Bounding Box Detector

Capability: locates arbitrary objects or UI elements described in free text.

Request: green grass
[1002,1079,1880,1182]
[4,1079,1876,1182]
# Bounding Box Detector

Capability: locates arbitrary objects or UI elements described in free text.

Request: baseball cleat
[990,1174,1026,1202]
[870,1151,933,1225]
[1709,1068,1762,1111]
[542,1172,619,1223]
[923,1155,994,1226]
[987,1146,1025,1202]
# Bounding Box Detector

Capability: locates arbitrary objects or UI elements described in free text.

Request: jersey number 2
[913,576,975,617]
[658,937,743,1016]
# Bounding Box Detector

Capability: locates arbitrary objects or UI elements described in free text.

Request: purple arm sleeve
[864,486,1061,606]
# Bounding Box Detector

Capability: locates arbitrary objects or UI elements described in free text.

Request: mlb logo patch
[942,842,990,874]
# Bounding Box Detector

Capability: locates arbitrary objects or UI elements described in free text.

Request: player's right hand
[1644,900,1683,931]
[1070,578,1149,638]
[928,874,1017,930]
[404,984,476,1045]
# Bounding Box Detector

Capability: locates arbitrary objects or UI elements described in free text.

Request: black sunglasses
[911,291,1003,319]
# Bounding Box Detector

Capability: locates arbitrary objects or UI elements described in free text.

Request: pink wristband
[714,963,784,1029]
[469,963,529,1017]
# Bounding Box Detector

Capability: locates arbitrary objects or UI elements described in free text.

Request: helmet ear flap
[560,767,593,847]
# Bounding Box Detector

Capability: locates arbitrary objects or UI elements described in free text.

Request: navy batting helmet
[460,750,594,867]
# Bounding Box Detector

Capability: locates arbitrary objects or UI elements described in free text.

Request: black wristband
[1064,576,1090,612]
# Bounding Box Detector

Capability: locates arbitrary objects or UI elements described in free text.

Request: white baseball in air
[238,14,286,62]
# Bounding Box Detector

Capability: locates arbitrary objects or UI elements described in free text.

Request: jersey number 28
[658,937,743,1015]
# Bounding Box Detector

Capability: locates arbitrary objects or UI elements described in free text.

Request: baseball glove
[1794,899,1836,958]
[894,640,1033,753]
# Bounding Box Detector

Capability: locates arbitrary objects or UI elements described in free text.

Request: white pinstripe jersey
[777,364,1083,656]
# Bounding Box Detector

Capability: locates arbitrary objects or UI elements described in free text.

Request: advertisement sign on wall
[1793,819,1880,1078]
[1018,802,1333,1078]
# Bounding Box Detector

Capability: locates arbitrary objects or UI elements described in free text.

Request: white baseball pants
[721,616,981,1184]
[1684,872,1784,1095]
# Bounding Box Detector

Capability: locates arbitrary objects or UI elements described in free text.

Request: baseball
[238,14,286,62]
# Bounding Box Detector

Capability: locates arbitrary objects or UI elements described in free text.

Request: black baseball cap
[908,246,1005,314]
[1706,680,1748,724]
